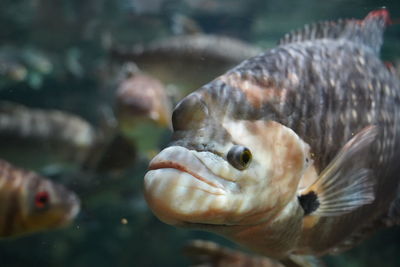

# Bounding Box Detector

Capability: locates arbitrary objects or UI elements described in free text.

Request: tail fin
[278,8,391,54]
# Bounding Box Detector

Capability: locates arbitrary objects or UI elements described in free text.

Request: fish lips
[146,146,233,191]
[144,146,235,225]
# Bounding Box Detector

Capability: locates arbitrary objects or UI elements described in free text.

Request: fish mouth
[146,146,236,192]
[144,146,238,225]
[148,161,224,190]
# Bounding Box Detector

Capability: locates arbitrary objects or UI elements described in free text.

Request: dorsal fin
[278,8,391,54]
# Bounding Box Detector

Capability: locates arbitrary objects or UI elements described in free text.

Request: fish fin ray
[278,8,390,54]
[301,126,377,217]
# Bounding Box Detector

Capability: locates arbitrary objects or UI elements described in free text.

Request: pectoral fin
[299,125,377,217]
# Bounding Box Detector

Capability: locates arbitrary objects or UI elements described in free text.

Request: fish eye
[227,145,252,170]
[35,191,50,209]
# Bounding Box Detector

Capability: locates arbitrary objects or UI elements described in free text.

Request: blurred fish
[0,101,95,148]
[81,65,172,173]
[116,63,172,130]
[110,34,262,91]
[0,159,80,238]
[0,101,97,166]
[144,9,400,265]
[112,63,172,159]
[184,240,284,267]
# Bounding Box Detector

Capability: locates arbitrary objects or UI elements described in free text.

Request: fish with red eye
[35,191,50,209]
[0,159,80,238]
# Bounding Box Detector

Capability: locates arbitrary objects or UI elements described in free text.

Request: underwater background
[0,0,399,266]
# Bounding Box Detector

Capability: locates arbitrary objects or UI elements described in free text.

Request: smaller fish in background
[114,63,173,159]
[0,101,97,166]
[83,62,173,174]
[82,63,173,173]
[0,159,80,238]
[115,62,172,130]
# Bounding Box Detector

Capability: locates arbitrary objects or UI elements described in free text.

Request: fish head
[144,86,311,228]
[18,175,80,235]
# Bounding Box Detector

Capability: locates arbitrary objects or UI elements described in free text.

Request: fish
[112,63,173,159]
[115,63,173,131]
[0,101,97,166]
[144,9,400,265]
[81,64,173,172]
[0,101,96,148]
[0,159,80,237]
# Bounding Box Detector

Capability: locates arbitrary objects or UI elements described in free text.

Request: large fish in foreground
[0,159,80,237]
[144,9,400,265]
